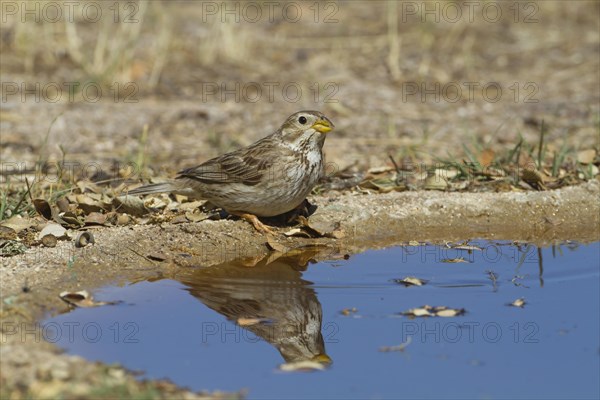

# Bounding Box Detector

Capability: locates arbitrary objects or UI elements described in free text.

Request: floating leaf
[59,290,115,308]
[441,257,469,263]
[435,308,465,317]
[399,305,466,318]
[450,244,482,251]
[392,277,428,287]
[509,298,526,308]
[340,307,358,316]
[379,337,412,352]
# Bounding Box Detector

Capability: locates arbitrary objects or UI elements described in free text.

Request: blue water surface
[45,241,600,399]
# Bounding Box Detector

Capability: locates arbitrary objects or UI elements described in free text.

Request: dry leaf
[1,215,34,233]
[441,257,468,263]
[291,217,345,239]
[146,252,168,262]
[423,175,448,190]
[170,215,188,224]
[434,168,459,180]
[113,196,150,217]
[59,290,113,308]
[435,308,465,317]
[393,277,428,287]
[450,244,482,251]
[57,211,84,228]
[478,148,496,168]
[75,194,105,213]
[41,234,57,247]
[379,337,412,352]
[33,199,53,220]
[0,226,17,240]
[84,212,108,226]
[185,209,208,222]
[521,169,547,190]
[517,152,535,168]
[284,228,311,238]
[399,305,466,318]
[117,214,132,225]
[178,200,206,211]
[76,181,102,194]
[367,166,394,174]
[144,196,168,210]
[37,224,67,241]
[265,239,289,253]
[509,298,526,308]
[577,149,596,164]
[56,196,71,213]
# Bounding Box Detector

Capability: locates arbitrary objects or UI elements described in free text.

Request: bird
[178,248,332,367]
[127,110,334,234]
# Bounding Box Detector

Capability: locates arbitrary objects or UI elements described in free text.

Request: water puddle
[44,241,600,399]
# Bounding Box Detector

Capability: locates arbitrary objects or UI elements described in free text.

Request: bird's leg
[235,212,277,235]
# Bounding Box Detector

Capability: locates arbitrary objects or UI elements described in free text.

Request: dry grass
[1,0,599,219]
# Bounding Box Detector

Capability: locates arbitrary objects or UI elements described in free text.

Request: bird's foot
[237,213,277,235]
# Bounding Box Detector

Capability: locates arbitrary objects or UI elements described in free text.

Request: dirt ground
[1,1,599,399]
[2,180,599,399]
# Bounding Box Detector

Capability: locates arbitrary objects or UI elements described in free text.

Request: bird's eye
[298,116,307,124]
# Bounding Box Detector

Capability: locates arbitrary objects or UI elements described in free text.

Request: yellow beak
[312,353,333,364]
[311,118,334,133]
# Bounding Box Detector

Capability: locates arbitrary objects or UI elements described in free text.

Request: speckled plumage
[128,111,334,231]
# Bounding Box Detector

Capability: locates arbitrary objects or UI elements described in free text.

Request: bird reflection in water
[175,248,333,370]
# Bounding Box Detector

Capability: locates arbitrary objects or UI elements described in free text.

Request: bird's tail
[126,182,176,196]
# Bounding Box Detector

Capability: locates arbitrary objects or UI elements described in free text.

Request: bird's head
[278,110,334,150]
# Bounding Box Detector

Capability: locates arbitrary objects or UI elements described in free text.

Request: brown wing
[176,136,279,186]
